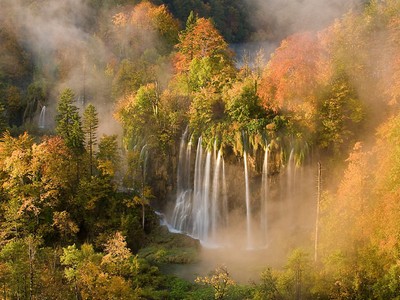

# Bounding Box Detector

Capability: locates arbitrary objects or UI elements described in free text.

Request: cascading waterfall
[244,150,253,249]
[38,106,46,129]
[211,150,222,239]
[260,145,269,246]
[171,129,192,231]
[222,158,228,228]
[169,131,310,249]
[171,133,227,245]
[286,148,295,226]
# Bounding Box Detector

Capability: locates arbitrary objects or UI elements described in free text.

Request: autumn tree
[195,265,236,300]
[258,32,327,135]
[102,231,132,276]
[97,134,120,178]
[110,2,179,58]
[61,243,137,299]
[174,17,234,77]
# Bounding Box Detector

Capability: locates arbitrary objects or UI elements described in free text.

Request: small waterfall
[140,144,148,184]
[211,150,222,239]
[244,151,252,249]
[261,145,269,246]
[222,158,229,228]
[286,148,295,229]
[171,129,192,232]
[192,137,204,238]
[38,106,46,129]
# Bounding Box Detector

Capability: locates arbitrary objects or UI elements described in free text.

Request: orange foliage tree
[174,17,233,74]
[258,32,329,137]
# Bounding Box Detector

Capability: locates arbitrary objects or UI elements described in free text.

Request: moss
[139,225,200,264]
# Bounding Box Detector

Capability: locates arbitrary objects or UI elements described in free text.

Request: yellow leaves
[195,265,235,300]
[174,18,231,74]
[112,12,127,27]
[53,211,79,237]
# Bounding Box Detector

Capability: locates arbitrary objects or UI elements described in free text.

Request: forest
[1,0,400,299]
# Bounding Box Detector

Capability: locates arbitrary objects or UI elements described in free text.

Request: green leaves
[55,88,84,156]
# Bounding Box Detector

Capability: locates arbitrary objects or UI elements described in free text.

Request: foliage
[55,88,84,156]
[195,265,236,300]
[83,103,99,176]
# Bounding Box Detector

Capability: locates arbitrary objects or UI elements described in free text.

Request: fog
[246,0,364,41]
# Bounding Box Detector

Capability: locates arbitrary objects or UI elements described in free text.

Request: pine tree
[55,88,84,156]
[83,104,99,176]
[55,88,84,183]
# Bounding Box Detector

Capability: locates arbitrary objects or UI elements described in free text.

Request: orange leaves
[174,18,231,73]
[258,32,326,114]
[110,2,178,56]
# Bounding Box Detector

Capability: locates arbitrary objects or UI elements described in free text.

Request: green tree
[83,104,99,177]
[276,249,315,300]
[253,268,280,300]
[55,88,84,156]
[55,88,84,184]
[97,134,120,178]
[317,71,364,156]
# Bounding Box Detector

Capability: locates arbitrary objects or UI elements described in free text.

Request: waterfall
[38,106,46,129]
[286,148,295,229]
[192,137,203,238]
[171,129,192,232]
[244,151,252,249]
[261,145,269,246]
[222,158,229,228]
[140,144,148,184]
[211,150,222,239]
[170,133,229,245]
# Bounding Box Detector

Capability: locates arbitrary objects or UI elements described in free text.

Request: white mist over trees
[1,0,400,299]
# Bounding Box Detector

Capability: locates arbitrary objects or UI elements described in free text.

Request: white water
[38,106,46,129]
[171,134,228,245]
[244,151,252,249]
[168,131,308,250]
[260,146,269,246]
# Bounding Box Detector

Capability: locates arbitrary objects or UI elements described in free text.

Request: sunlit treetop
[174,17,233,74]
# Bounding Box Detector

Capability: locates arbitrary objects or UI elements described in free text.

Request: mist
[1,0,173,137]
[245,0,364,41]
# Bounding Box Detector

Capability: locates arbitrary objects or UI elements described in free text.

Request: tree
[55,88,84,156]
[257,32,327,134]
[97,134,120,178]
[174,17,234,75]
[102,231,132,276]
[316,71,364,154]
[253,268,280,300]
[195,265,236,300]
[83,104,99,177]
[56,88,84,184]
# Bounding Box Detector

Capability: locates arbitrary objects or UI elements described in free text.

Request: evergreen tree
[55,88,84,156]
[83,104,99,177]
[55,88,84,184]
